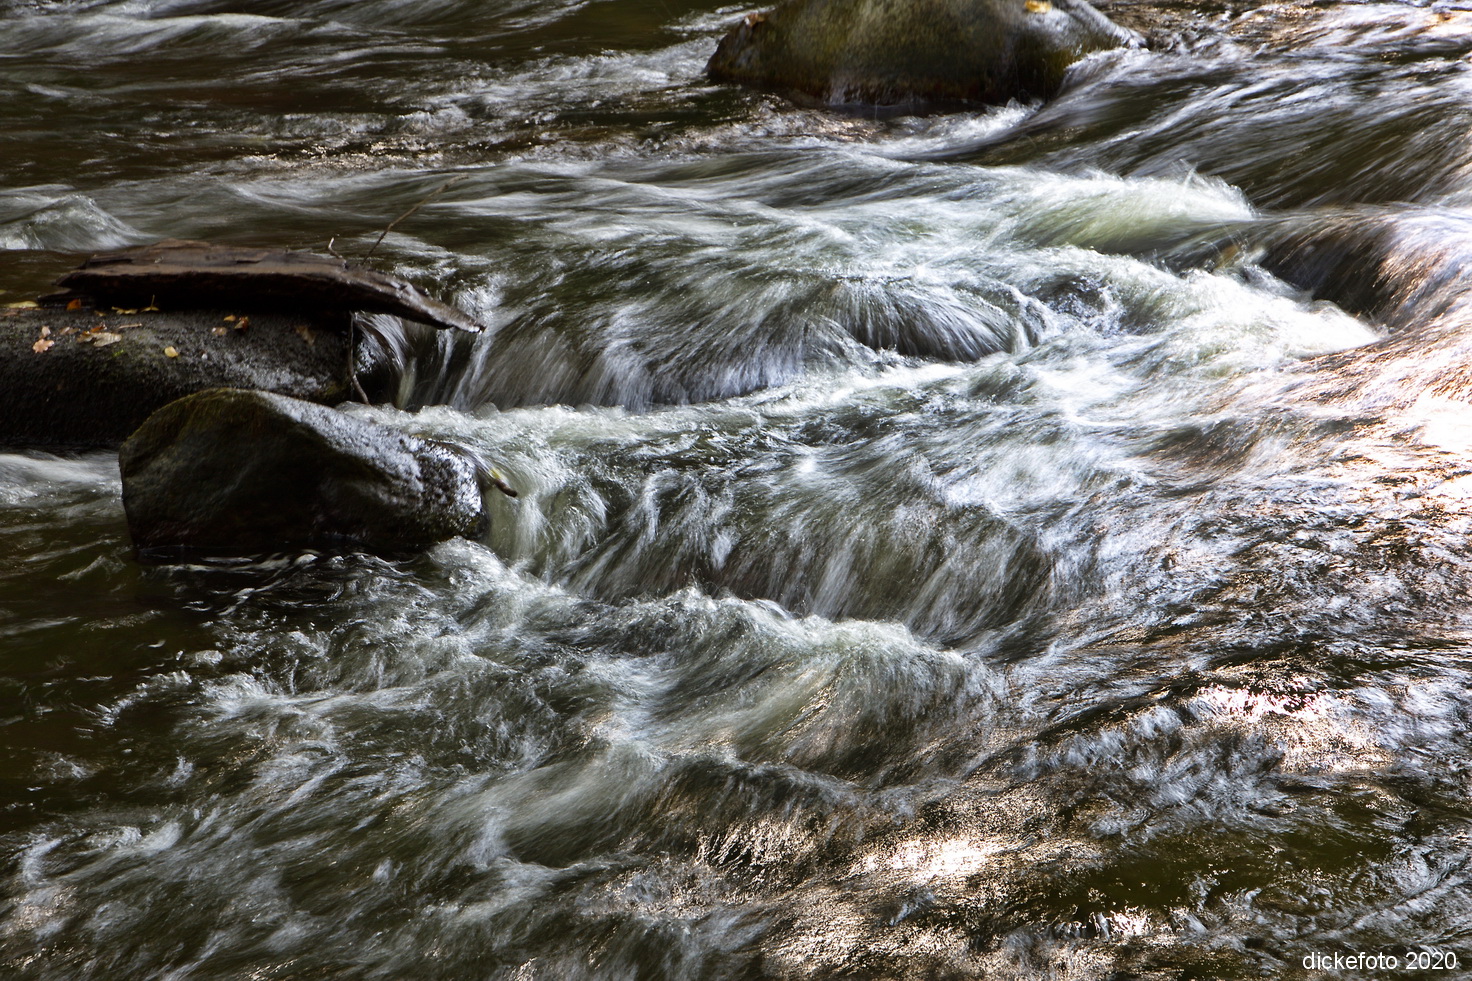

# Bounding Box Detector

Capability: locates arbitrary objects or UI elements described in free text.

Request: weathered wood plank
[54,240,484,333]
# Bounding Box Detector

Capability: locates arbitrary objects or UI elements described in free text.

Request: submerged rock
[120,389,487,556]
[707,0,1139,111]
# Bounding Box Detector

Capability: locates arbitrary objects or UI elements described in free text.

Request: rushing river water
[6,0,1472,977]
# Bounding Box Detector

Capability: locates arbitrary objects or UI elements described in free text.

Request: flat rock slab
[120,388,487,556]
[0,305,359,449]
[55,240,483,334]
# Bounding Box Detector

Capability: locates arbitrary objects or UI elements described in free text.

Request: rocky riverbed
[5,1,1472,979]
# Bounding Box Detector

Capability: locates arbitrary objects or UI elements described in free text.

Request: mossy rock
[707,0,1139,111]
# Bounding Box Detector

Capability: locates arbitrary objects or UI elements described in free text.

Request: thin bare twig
[363,175,468,263]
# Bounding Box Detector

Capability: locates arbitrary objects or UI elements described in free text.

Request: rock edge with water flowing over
[119,388,488,556]
[0,304,391,450]
[706,0,1140,110]
[0,240,493,450]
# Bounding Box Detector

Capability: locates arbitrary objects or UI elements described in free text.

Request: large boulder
[706,0,1139,111]
[120,389,487,556]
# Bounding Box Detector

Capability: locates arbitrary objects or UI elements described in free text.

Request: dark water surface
[6,0,1472,977]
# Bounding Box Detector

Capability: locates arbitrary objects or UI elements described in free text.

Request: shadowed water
[5,0,1472,978]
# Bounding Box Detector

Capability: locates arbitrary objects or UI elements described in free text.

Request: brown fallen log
[52,239,483,333]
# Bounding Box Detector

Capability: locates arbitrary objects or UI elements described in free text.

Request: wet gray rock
[120,388,487,556]
[0,304,392,449]
[707,0,1139,111]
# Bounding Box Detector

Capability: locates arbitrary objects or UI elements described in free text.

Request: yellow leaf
[92,332,124,347]
[1025,0,1051,11]
[5,301,39,310]
[39,326,51,338]
[222,315,236,322]
[164,346,180,358]
[32,338,54,354]
[212,326,228,336]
